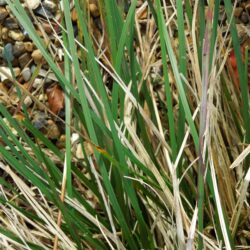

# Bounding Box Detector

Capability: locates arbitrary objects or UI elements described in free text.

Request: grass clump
[0,0,249,249]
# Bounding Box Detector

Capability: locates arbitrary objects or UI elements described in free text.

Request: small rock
[89,3,99,17]
[1,27,8,40]
[8,30,25,41]
[38,69,57,82]
[32,111,47,129]
[22,82,29,90]
[24,42,34,52]
[46,119,60,139]
[24,96,32,107]
[234,7,243,17]
[0,0,6,6]
[71,133,79,144]
[32,49,43,64]
[34,6,53,19]
[33,78,43,89]
[56,134,66,149]
[76,142,93,159]
[26,0,40,10]
[0,66,20,82]
[241,11,249,24]
[3,43,14,62]
[13,113,25,122]
[13,41,25,56]
[0,82,9,105]
[41,22,53,34]
[22,67,31,81]
[76,143,84,159]
[0,82,7,93]
[0,7,8,22]
[44,78,53,84]
[4,17,19,29]
[18,52,31,68]
[42,0,57,13]
[38,93,47,101]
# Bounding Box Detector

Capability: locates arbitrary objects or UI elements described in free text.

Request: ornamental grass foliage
[0,1,249,249]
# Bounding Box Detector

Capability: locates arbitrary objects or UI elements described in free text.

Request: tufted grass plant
[0,0,249,249]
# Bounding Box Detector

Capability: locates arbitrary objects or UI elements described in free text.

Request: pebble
[39,69,57,81]
[241,11,249,24]
[3,43,14,62]
[1,27,8,40]
[42,0,57,13]
[24,96,33,107]
[0,82,8,105]
[26,0,40,10]
[89,3,99,17]
[41,22,53,34]
[71,133,79,144]
[38,93,47,101]
[0,0,6,6]
[76,143,84,159]
[234,7,243,17]
[8,30,25,41]
[13,113,25,122]
[24,42,34,52]
[34,6,53,19]
[4,17,19,29]
[46,119,60,139]
[22,67,31,81]
[32,111,47,129]
[33,78,43,89]
[13,41,25,57]
[0,66,20,82]
[56,134,66,149]
[18,52,31,68]
[0,7,8,22]
[0,82,7,93]
[32,49,43,64]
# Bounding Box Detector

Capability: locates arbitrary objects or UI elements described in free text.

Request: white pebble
[22,67,31,81]
[24,96,32,107]
[33,78,43,89]
[26,0,40,10]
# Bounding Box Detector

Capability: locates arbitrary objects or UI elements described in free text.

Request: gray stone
[241,11,249,24]
[13,41,25,57]
[4,17,19,29]
[32,112,47,129]
[3,43,14,62]
[34,6,53,19]
[22,67,31,81]
[38,68,57,81]
[0,0,6,6]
